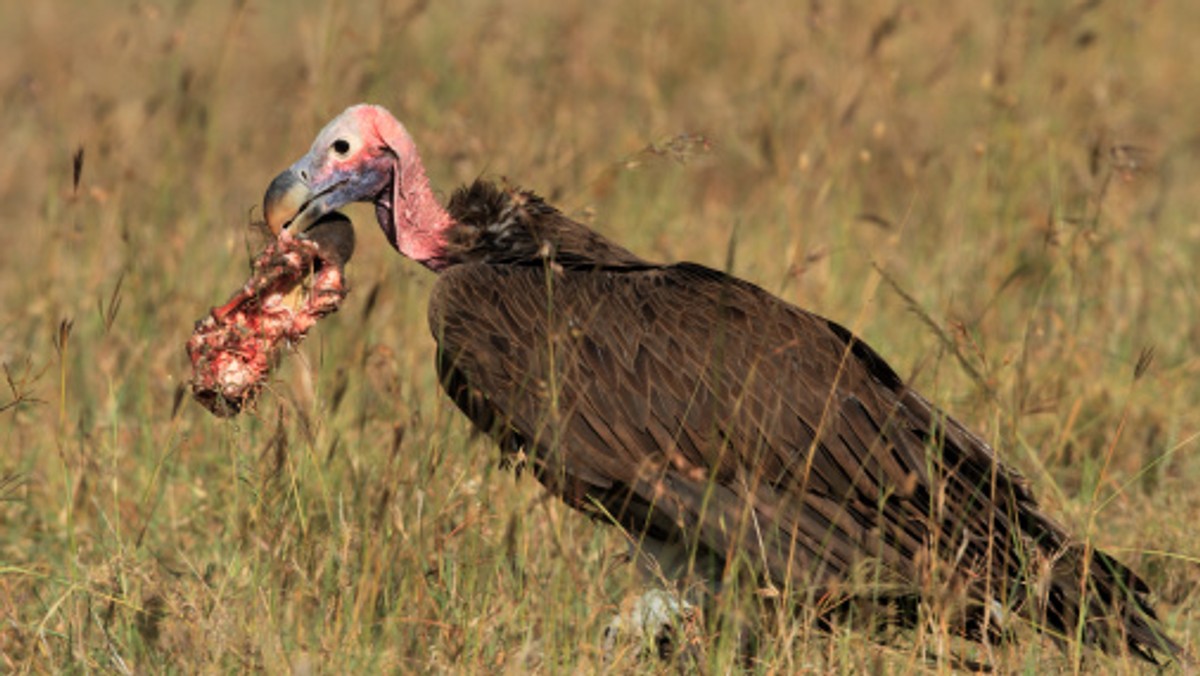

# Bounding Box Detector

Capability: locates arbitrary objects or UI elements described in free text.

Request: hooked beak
[264,167,329,235]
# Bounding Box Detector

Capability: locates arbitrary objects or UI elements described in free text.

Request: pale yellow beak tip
[263,169,311,235]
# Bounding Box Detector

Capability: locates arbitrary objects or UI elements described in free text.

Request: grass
[2,0,1199,672]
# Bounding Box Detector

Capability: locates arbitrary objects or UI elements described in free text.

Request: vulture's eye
[332,139,351,155]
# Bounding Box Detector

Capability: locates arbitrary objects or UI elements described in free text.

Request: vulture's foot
[601,589,704,667]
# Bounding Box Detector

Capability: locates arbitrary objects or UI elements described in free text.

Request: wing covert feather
[433,262,995,585]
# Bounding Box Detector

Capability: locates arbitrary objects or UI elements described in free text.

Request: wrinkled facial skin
[187,213,355,417]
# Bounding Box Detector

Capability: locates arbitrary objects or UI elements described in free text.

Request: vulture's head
[264,104,451,268]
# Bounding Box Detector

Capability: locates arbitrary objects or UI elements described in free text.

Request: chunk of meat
[187,214,355,417]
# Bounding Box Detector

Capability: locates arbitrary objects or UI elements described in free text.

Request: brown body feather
[429,180,1180,662]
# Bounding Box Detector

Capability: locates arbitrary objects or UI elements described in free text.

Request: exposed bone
[187,213,355,417]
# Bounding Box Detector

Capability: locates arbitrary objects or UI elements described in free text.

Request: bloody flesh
[187,214,355,417]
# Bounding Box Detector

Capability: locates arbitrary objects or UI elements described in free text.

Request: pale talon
[602,590,702,664]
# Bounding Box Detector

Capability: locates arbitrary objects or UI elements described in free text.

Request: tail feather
[1038,544,1183,665]
[898,390,1184,664]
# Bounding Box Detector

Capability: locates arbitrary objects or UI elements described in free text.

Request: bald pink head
[263,104,456,270]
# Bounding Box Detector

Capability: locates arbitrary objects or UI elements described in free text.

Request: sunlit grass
[2,0,1198,672]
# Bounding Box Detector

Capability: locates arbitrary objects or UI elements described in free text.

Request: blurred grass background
[2,0,1199,671]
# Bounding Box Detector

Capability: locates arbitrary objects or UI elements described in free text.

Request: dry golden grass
[2,0,1199,672]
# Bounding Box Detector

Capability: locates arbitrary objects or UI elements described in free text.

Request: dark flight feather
[429,180,1181,663]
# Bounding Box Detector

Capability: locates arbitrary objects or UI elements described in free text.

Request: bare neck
[376,119,457,271]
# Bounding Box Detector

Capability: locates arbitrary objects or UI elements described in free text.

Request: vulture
[262,104,1182,664]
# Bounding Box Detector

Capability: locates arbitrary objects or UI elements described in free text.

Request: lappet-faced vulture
[261,104,1183,664]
